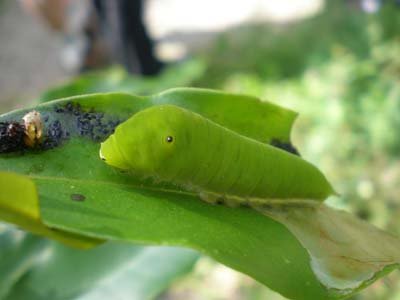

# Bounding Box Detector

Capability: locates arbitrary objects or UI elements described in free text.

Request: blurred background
[0,0,400,299]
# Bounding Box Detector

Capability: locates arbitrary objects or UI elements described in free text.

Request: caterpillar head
[100,105,193,177]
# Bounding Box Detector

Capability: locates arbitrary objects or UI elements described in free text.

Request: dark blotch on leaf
[51,102,120,143]
[270,139,300,156]
[42,120,63,150]
[2,102,121,153]
[65,102,74,112]
[70,194,86,202]
[0,122,25,153]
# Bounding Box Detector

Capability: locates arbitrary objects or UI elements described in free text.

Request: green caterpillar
[100,105,335,205]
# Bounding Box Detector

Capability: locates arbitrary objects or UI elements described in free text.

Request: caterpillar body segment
[100,105,336,202]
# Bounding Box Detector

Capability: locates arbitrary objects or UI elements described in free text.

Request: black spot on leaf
[42,120,63,150]
[70,194,86,202]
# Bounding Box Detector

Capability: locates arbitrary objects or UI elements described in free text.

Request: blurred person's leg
[20,0,164,75]
[93,0,164,75]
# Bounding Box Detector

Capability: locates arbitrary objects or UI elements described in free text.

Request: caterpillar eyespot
[100,105,336,204]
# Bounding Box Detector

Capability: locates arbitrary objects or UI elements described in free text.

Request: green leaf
[152,88,296,143]
[0,229,47,300]
[1,89,399,299]
[0,171,101,249]
[39,61,206,103]
[37,177,330,300]
[257,203,400,298]
[6,241,198,300]
[0,90,325,300]
[39,88,296,144]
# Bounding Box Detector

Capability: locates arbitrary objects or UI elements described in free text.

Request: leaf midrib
[28,174,197,198]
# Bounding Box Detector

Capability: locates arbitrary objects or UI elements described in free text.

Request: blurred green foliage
[0,226,198,300]
[186,2,400,299]
[39,60,206,102]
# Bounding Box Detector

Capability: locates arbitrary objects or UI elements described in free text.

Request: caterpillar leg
[224,195,246,208]
[198,192,247,208]
[199,191,223,205]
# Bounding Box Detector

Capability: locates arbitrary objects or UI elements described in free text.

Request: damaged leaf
[1,89,400,300]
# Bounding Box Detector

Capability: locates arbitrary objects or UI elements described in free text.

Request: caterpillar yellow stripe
[100,105,336,205]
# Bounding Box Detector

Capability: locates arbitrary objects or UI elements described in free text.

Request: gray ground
[0,0,68,113]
